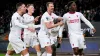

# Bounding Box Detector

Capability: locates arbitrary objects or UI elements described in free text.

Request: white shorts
[23,34,39,48]
[49,35,58,45]
[38,31,51,48]
[69,33,86,49]
[9,33,26,54]
[7,43,14,51]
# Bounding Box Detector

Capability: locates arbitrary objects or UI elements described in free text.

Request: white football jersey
[40,12,59,33]
[23,13,35,34]
[23,13,41,35]
[9,12,28,37]
[23,13,34,24]
[63,12,94,34]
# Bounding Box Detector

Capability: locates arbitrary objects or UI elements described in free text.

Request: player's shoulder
[23,13,29,17]
[23,13,28,16]
[12,12,19,18]
[64,13,69,15]
[63,12,69,17]
[52,13,56,15]
[41,12,48,18]
[75,12,83,15]
[42,12,48,16]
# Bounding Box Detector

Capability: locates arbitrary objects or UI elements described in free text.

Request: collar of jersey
[69,11,76,14]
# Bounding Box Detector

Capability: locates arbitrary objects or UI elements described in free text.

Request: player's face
[27,5,35,13]
[20,4,26,14]
[47,4,54,13]
[70,2,77,11]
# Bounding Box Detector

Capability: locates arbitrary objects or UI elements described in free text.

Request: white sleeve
[63,14,67,24]
[80,13,94,29]
[13,16,28,28]
[58,25,64,38]
[33,25,41,28]
[23,14,34,24]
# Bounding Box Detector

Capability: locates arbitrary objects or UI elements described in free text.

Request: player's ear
[69,6,71,10]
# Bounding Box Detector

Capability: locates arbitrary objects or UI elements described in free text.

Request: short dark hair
[16,2,25,10]
[67,1,75,9]
[46,2,53,7]
[64,1,75,11]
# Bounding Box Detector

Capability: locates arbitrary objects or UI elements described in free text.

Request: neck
[28,12,32,16]
[69,10,75,14]
[17,11,23,16]
[47,10,52,15]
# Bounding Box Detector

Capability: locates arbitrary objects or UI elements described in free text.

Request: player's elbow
[15,23,19,26]
[84,20,90,25]
[46,25,53,29]
[15,23,22,27]
[45,22,53,29]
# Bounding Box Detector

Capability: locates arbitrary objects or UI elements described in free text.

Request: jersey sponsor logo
[69,19,79,23]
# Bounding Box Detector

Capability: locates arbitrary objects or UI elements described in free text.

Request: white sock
[73,54,76,56]
[21,54,23,56]
[37,51,42,56]
[47,53,52,56]
[73,54,79,56]
[5,54,11,56]
[42,51,47,56]
[24,53,29,56]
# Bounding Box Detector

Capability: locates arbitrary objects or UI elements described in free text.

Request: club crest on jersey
[76,15,78,17]
[17,17,19,20]
[46,17,49,20]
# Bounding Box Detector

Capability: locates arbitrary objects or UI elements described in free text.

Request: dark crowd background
[0,0,100,38]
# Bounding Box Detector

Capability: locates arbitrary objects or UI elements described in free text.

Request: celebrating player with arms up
[63,1,96,56]
[22,4,41,56]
